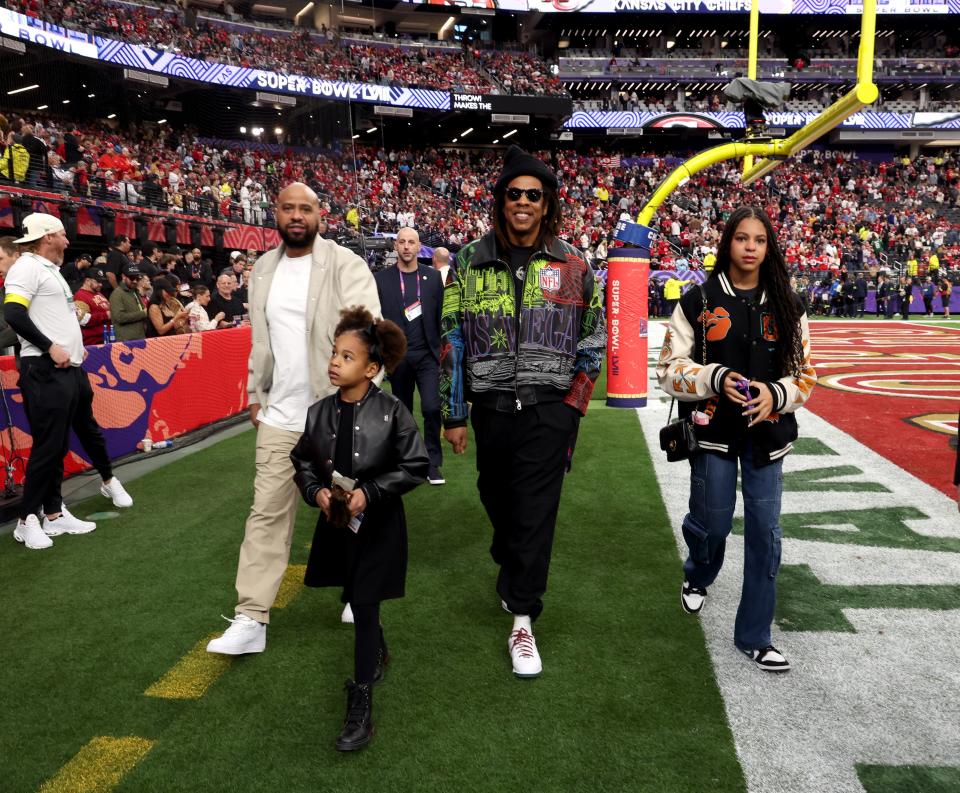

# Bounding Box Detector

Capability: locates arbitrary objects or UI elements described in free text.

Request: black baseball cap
[123,264,142,278]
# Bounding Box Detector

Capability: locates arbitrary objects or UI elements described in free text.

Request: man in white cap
[3,214,133,551]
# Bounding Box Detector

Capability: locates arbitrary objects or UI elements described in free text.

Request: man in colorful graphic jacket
[440,145,605,680]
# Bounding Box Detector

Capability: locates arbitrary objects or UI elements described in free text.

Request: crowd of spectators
[53,237,254,344]
[475,51,567,97]
[4,0,564,96]
[3,109,960,283]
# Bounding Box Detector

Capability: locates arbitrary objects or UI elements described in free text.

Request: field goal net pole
[604,0,878,409]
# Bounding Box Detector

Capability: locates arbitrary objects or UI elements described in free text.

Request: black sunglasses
[505,187,543,203]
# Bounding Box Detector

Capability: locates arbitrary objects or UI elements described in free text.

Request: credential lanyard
[398,266,420,306]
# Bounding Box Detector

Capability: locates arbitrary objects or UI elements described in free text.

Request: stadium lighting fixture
[366,127,377,133]
[352,134,360,139]
[62,99,70,104]
[240,126,247,133]
[720,40,728,48]
[107,113,116,119]
[452,137,459,143]
[158,119,167,124]
[439,16,456,38]
[492,139,500,144]
[7,84,39,95]
[666,39,676,49]
[275,127,283,134]
[503,129,518,139]
[295,2,314,20]
[461,127,474,137]
[88,93,95,98]
[37,104,48,110]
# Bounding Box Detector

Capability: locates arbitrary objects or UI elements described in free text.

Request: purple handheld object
[735,378,751,398]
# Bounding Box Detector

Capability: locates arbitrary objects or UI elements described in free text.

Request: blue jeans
[681,445,784,651]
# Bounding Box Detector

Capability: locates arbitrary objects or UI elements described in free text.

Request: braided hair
[711,206,804,378]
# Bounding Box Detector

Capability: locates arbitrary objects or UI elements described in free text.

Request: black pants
[471,401,580,621]
[18,358,112,519]
[924,297,934,315]
[389,347,442,470]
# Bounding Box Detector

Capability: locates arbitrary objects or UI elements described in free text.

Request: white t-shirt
[4,252,85,366]
[258,254,314,433]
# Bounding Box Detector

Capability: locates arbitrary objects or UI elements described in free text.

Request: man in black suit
[854,273,868,317]
[175,247,214,289]
[374,226,445,484]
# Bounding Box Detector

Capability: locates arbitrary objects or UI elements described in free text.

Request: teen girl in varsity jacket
[656,206,817,674]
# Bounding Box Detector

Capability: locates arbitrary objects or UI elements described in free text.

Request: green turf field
[1,376,746,793]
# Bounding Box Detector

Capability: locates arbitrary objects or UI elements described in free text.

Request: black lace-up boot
[335,680,373,752]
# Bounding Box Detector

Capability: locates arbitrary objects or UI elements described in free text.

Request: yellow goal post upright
[604,0,878,408]
[635,0,878,228]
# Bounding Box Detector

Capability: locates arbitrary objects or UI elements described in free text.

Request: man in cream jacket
[208,183,381,655]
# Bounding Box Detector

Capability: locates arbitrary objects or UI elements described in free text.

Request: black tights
[352,602,384,685]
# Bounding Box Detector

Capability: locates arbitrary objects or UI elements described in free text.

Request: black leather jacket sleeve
[362,403,429,506]
[291,411,326,508]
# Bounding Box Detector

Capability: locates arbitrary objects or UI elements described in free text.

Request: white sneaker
[508,627,542,678]
[206,613,266,655]
[341,603,354,624]
[100,478,133,508]
[13,514,53,550]
[43,504,96,537]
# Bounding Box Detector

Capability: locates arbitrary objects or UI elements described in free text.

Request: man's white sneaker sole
[206,616,267,655]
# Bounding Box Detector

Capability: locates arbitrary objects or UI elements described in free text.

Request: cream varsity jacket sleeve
[656,302,729,403]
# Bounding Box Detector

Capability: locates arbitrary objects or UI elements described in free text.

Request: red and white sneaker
[508,627,542,679]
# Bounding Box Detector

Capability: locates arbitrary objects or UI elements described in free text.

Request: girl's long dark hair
[712,206,804,378]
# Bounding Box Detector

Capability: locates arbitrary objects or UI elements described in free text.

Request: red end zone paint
[806,321,960,497]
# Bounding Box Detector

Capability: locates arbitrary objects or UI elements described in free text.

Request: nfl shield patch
[539,266,561,292]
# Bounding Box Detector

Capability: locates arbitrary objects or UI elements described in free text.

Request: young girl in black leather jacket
[291,306,429,752]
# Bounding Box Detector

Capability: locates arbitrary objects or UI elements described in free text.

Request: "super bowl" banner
[566,109,960,131]
[0,8,451,111]
[0,328,252,488]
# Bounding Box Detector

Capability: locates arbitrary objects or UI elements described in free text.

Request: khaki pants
[235,421,303,624]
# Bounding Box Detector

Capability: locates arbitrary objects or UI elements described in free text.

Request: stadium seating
[5,0,564,96]
[2,107,958,278]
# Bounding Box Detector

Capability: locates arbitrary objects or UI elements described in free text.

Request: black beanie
[493,145,558,194]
